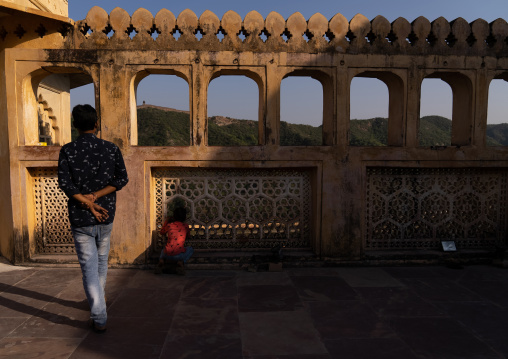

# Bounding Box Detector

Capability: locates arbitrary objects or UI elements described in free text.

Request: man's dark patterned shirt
[58,133,129,227]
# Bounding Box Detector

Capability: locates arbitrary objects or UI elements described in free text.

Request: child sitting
[155,207,194,275]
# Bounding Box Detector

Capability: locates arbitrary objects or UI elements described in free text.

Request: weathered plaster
[0,6,507,264]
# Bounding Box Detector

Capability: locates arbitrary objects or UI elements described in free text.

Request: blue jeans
[160,246,194,263]
[71,223,113,327]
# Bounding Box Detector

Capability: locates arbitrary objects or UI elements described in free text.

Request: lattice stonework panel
[366,168,508,250]
[153,168,312,250]
[32,168,74,254]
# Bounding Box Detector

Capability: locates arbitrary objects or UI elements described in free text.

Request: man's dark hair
[72,104,97,131]
[173,207,187,222]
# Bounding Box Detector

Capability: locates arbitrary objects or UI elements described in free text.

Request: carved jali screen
[154,168,312,250]
[32,168,74,254]
[366,168,507,250]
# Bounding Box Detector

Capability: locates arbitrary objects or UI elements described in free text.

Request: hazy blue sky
[69,0,508,125]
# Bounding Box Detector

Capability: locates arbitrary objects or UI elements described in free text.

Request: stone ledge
[22,248,501,270]
[27,254,79,267]
[359,249,496,266]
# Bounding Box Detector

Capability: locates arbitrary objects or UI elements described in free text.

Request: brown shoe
[88,319,107,334]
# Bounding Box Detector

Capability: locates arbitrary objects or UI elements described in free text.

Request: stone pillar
[99,59,129,148]
[473,68,490,148]
[0,49,14,262]
[442,73,474,147]
[98,57,147,264]
[319,71,335,146]
[384,72,406,147]
[193,62,206,146]
[336,64,349,147]
[405,64,421,148]
[265,59,280,146]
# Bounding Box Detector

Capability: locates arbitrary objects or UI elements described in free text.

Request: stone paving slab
[0,259,507,358]
[239,311,328,357]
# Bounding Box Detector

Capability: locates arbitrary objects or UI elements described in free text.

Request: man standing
[58,104,128,333]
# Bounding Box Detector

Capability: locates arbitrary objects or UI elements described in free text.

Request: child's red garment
[160,220,190,256]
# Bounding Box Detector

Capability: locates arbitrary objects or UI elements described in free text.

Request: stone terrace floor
[0,258,507,358]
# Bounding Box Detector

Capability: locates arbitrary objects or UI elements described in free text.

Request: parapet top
[75,7,508,56]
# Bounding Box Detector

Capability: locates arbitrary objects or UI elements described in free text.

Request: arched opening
[280,76,323,146]
[419,78,452,146]
[487,76,508,146]
[419,72,473,147]
[70,82,95,141]
[207,74,260,146]
[26,68,94,146]
[350,77,389,146]
[134,73,190,146]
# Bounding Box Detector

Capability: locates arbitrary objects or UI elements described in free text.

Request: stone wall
[0,7,507,264]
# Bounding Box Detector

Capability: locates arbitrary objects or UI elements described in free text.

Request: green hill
[135,106,508,147]
[349,117,388,146]
[486,123,508,146]
[418,116,508,146]
[208,116,258,146]
[136,106,323,146]
[417,115,452,146]
[349,115,454,146]
[280,121,322,146]
[137,106,190,146]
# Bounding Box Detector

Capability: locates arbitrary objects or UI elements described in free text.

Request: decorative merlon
[67,6,508,56]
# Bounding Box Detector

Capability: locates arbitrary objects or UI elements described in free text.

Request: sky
[69,0,508,125]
